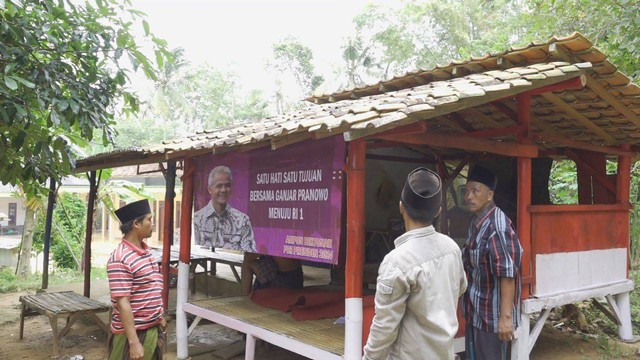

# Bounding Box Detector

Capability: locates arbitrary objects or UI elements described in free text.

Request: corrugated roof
[76,33,640,172]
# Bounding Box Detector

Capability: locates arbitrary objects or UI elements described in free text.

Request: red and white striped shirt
[107,239,164,334]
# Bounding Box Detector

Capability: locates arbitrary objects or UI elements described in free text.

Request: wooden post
[436,159,449,234]
[83,171,97,297]
[617,145,631,204]
[345,139,366,297]
[162,161,177,311]
[516,94,532,299]
[179,159,194,264]
[617,144,632,277]
[41,178,57,290]
[345,139,366,360]
[177,157,195,359]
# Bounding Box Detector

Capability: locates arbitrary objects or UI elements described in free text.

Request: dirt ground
[1,273,640,360]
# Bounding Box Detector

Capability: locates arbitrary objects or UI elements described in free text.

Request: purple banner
[193,136,345,264]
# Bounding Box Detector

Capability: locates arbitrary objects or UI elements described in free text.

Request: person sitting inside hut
[241,254,303,295]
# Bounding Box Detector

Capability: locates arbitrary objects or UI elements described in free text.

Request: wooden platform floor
[188,295,345,355]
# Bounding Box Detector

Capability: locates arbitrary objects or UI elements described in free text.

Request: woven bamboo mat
[190,296,345,355]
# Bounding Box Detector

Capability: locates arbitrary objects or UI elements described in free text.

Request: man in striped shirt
[462,165,523,360]
[107,199,166,360]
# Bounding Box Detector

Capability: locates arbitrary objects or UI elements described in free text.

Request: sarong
[108,325,164,360]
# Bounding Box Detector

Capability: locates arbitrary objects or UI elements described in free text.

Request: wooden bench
[19,291,111,356]
[151,246,244,296]
[191,246,244,283]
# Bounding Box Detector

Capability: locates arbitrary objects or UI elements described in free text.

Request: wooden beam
[549,42,571,62]
[435,115,466,133]
[442,156,472,191]
[530,117,557,134]
[532,133,636,157]
[366,154,433,164]
[462,108,502,127]
[540,92,617,144]
[366,140,410,149]
[526,75,586,96]
[491,100,517,120]
[467,124,525,138]
[585,74,640,128]
[369,121,428,137]
[449,112,476,132]
[271,132,312,150]
[565,149,617,194]
[488,100,556,134]
[376,132,538,158]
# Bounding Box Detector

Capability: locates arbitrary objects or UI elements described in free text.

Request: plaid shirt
[462,202,522,333]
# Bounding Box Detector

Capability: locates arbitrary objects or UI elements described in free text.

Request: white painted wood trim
[523,279,634,314]
[187,315,201,336]
[535,248,627,297]
[529,308,551,354]
[182,302,344,360]
[176,262,190,360]
[344,298,362,360]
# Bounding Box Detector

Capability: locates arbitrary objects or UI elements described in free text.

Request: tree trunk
[16,206,37,278]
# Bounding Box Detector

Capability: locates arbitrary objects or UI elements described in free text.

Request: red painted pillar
[345,139,366,359]
[517,93,532,299]
[345,139,366,298]
[617,145,631,204]
[162,161,177,311]
[83,172,96,297]
[436,159,449,234]
[617,144,632,276]
[180,158,195,265]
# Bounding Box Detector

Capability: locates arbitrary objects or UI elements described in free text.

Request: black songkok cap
[401,167,442,212]
[115,199,151,224]
[467,165,497,191]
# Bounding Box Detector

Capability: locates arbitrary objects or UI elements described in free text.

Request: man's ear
[399,200,405,215]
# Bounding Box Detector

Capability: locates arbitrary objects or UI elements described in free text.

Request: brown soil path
[1,279,639,359]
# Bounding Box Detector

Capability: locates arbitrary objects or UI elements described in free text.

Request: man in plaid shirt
[462,165,523,360]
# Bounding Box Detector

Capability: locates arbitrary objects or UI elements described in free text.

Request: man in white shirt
[363,167,467,360]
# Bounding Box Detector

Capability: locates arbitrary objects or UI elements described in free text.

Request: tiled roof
[76,33,640,172]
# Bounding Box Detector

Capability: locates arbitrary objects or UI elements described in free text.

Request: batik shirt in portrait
[193,202,256,252]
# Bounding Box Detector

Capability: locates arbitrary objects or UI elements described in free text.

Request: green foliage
[270,36,324,96]
[549,160,578,204]
[146,64,269,134]
[347,0,640,87]
[0,0,171,198]
[32,193,87,270]
[630,270,640,335]
[0,266,107,293]
[524,0,640,81]
[350,0,517,81]
[111,116,169,149]
[339,36,378,88]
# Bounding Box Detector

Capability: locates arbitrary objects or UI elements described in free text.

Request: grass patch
[0,266,107,293]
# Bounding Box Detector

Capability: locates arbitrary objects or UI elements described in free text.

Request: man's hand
[498,315,515,342]
[129,339,145,359]
[499,277,516,342]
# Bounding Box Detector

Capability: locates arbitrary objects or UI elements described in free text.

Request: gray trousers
[465,325,508,360]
